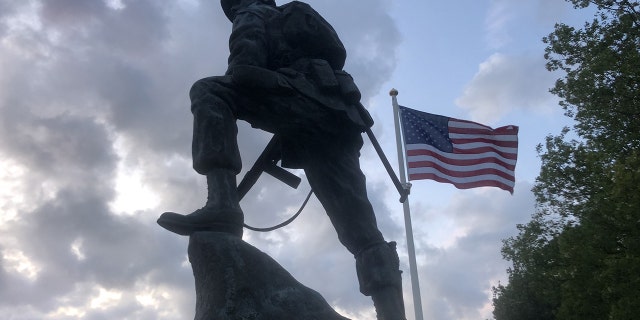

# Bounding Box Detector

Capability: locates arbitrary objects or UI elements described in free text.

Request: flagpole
[390,89,424,320]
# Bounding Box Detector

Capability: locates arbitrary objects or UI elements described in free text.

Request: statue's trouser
[188,76,406,320]
[155,87,245,236]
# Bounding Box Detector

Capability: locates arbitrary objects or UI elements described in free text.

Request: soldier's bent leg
[157,77,243,237]
[190,77,242,175]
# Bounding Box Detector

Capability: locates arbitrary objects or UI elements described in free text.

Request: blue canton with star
[399,106,454,153]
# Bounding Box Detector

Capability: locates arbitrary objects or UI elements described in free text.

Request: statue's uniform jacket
[189,1,386,284]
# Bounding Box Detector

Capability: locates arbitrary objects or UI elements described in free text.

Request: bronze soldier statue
[158,1,406,319]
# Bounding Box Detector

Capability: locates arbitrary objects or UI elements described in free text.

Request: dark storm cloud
[0,107,191,317]
[0,110,116,185]
[39,0,169,56]
[1,0,193,318]
[0,0,21,35]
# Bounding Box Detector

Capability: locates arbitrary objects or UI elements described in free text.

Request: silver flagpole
[390,89,424,320]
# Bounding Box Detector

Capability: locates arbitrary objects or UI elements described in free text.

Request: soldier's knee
[189,78,215,101]
[189,76,236,112]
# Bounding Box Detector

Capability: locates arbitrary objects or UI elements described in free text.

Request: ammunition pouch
[292,59,362,104]
[334,70,361,104]
[310,59,339,90]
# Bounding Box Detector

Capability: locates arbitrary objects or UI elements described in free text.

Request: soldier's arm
[226,10,269,74]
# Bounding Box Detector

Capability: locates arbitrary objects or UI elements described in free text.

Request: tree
[493,1,640,319]
[492,216,561,320]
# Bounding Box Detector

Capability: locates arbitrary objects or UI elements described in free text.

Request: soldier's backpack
[276,1,347,70]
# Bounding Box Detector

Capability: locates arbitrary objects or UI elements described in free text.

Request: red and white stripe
[405,118,518,193]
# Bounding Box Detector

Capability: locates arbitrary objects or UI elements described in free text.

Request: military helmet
[221,0,276,21]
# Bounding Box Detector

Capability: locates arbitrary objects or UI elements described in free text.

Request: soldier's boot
[356,241,407,320]
[371,286,406,320]
[157,168,244,237]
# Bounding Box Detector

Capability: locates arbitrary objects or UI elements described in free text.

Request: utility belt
[231,59,361,104]
[231,61,373,129]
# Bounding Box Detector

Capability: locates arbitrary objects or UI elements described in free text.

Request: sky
[0,0,594,319]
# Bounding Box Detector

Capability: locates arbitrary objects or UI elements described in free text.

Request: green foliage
[544,1,640,154]
[493,1,640,319]
[492,216,561,320]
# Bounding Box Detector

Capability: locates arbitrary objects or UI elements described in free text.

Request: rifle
[237,126,409,204]
[237,135,301,200]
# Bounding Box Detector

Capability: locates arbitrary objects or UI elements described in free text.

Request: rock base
[188,232,350,320]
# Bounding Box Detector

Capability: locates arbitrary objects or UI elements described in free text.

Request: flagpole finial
[389,88,399,97]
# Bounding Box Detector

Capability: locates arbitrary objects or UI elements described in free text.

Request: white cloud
[455,53,557,124]
[485,0,571,50]
[1,248,41,281]
[89,287,123,310]
[485,0,514,49]
[70,238,86,261]
[413,182,535,320]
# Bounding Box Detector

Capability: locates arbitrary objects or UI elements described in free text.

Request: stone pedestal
[188,232,350,320]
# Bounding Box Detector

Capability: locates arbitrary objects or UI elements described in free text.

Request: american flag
[399,106,518,193]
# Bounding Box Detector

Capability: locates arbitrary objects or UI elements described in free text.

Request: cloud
[485,0,571,50]
[413,182,535,320]
[535,0,571,24]
[0,0,400,319]
[455,53,557,124]
[485,0,514,49]
[0,0,560,318]
[310,0,400,102]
